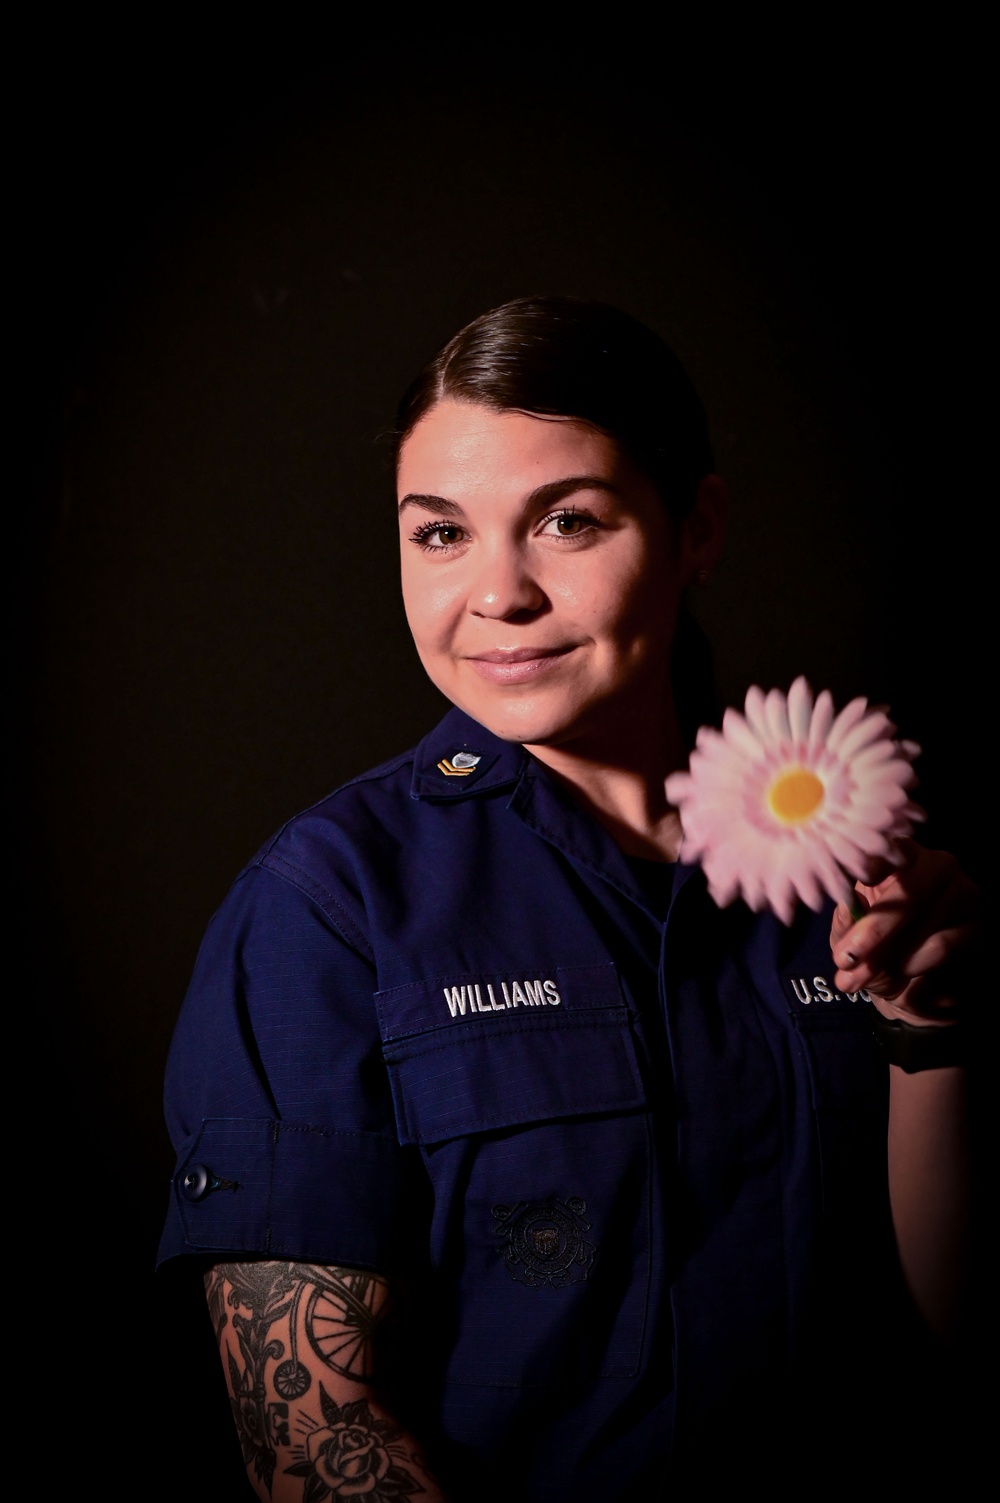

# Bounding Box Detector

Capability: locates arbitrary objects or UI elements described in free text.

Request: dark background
[18,22,988,1498]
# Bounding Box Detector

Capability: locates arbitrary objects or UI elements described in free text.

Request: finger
[852,852,905,890]
[896,920,981,979]
[857,843,961,905]
[831,894,912,974]
[835,919,980,996]
[830,846,979,1007]
[865,973,963,1023]
[832,860,974,973]
[829,896,864,952]
[834,956,908,999]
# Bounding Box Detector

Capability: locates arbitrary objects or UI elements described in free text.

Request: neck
[524,699,689,862]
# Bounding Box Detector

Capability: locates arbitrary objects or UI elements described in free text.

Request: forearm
[205,1261,448,1502]
[886,1060,971,1341]
[828,854,979,1345]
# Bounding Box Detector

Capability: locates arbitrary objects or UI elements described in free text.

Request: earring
[695,569,710,586]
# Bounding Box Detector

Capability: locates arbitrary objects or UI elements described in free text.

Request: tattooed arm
[204,1261,447,1502]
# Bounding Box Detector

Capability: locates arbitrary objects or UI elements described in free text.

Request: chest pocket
[374,963,653,1390]
[376,962,646,1141]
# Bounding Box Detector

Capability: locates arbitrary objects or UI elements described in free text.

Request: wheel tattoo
[305,1269,382,1381]
[274,1357,312,1400]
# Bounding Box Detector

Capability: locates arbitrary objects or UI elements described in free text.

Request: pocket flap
[376,964,646,1144]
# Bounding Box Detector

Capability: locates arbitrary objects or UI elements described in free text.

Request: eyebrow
[397,476,621,517]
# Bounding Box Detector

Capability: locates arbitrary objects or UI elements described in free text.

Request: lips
[465,645,577,684]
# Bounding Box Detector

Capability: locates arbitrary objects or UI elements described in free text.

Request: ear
[679,473,728,583]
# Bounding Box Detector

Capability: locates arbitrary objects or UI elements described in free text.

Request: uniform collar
[409,705,704,921]
[409,706,527,800]
[509,760,703,919]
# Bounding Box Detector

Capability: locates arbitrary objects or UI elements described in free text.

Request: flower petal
[826,695,871,751]
[764,687,792,745]
[664,772,690,803]
[807,689,835,756]
[834,710,895,760]
[787,675,814,745]
[743,684,770,741]
[721,707,767,762]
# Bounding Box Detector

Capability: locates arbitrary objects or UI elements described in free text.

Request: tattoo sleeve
[204,1261,445,1502]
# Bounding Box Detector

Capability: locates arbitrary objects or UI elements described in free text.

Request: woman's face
[397,400,695,751]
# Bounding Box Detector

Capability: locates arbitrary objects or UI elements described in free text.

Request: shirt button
[180,1163,211,1202]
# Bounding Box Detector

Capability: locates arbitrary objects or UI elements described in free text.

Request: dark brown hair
[394,295,714,520]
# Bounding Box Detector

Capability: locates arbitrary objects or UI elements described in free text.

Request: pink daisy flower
[665,676,925,925]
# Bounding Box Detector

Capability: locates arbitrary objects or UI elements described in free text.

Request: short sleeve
[156,863,413,1273]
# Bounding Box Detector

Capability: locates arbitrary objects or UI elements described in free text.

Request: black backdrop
[18,23,988,1498]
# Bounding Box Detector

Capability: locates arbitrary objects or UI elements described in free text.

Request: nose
[469,546,546,619]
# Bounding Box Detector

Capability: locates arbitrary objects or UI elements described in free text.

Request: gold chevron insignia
[438,758,473,776]
[438,752,481,776]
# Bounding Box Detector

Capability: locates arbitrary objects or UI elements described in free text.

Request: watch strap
[871,1009,964,1072]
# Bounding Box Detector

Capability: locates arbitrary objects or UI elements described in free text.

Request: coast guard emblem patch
[492,1197,596,1288]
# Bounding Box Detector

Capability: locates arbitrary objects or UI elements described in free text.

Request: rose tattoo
[285,1387,420,1500]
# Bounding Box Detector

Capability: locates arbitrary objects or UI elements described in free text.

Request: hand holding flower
[830,841,981,1027]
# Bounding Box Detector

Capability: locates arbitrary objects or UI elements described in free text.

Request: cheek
[401,570,467,647]
[551,552,668,637]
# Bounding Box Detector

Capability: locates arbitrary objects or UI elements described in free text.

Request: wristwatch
[870,1009,965,1072]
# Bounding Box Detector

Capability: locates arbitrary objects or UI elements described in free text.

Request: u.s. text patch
[782,970,874,1011]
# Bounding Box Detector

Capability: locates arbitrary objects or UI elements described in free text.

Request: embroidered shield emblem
[492,1197,596,1288]
[437,751,482,777]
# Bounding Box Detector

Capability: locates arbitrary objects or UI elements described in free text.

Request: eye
[408,520,468,550]
[538,508,598,538]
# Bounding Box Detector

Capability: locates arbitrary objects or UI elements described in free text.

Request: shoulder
[221,746,419,960]
[223,708,528,949]
[254,742,419,874]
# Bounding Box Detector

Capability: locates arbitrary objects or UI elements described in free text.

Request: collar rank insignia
[437,751,482,777]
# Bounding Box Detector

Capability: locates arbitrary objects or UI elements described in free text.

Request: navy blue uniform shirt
[159,707,909,1497]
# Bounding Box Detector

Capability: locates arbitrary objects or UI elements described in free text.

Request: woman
[158,298,977,1500]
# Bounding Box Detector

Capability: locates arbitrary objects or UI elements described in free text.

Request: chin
[450,691,596,749]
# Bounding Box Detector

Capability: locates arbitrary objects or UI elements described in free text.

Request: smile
[464,646,577,684]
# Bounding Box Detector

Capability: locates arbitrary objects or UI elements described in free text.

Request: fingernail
[844,951,859,966]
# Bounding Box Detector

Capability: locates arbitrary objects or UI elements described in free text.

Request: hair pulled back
[394,296,714,519]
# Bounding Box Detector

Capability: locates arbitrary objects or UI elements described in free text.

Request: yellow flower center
[767,767,825,824]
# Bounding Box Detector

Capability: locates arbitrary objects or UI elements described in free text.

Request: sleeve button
[180,1163,211,1202]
